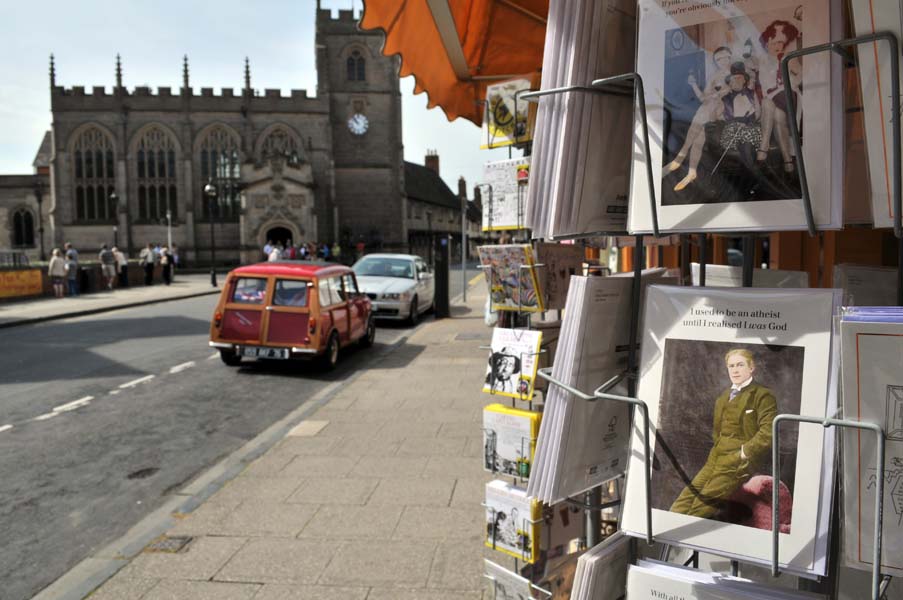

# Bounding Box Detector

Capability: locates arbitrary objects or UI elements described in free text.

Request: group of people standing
[263,240,343,264]
[45,241,180,298]
[138,243,178,286]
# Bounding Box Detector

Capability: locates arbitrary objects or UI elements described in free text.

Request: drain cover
[127,467,159,480]
[145,535,192,553]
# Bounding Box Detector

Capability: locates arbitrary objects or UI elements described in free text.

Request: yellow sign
[0,269,43,299]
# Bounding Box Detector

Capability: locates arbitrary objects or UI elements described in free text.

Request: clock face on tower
[347,113,369,136]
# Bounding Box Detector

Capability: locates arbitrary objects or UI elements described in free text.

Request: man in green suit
[670,348,777,519]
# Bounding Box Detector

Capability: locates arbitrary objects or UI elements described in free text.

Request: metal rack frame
[781,32,902,239]
[771,415,888,600]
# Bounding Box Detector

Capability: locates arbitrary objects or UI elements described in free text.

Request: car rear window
[273,279,309,307]
[231,277,267,304]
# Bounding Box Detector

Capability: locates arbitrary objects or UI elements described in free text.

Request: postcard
[485,479,542,563]
[840,311,903,576]
[478,244,545,312]
[481,75,539,149]
[629,0,841,233]
[483,157,531,232]
[483,328,543,400]
[483,404,542,478]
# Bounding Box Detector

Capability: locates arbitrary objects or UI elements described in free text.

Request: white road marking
[33,412,58,421]
[169,361,195,374]
[52,396,93,413]
[207,352,219,360]
[119,375,155,389]
[0,425,12,433]
[108,389,121,396]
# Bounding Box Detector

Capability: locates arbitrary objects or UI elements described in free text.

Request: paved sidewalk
[81,282,509,600]
[0,274,219,328]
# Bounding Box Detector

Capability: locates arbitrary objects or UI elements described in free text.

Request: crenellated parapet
[50,85,327,114]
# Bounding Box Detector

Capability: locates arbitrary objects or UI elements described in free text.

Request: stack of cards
[691,263,809,288]
[627,560,825,599]
[527,270,676,505]
[570,532,631,600]
[525,0,636,239]
[833,263,898,306]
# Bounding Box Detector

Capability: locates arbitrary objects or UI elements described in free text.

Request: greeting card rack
[479,27,903,597]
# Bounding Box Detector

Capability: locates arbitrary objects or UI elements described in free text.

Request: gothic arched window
[198,125,241,221]
[12,208,35,247]
[72,126,116,222]
[135,126,179,222]
[260,127,302,166]
[347,50,365,81]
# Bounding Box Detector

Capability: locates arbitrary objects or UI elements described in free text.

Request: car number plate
[241,346,289,359]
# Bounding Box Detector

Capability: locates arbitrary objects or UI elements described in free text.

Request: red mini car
[209,261,375,369]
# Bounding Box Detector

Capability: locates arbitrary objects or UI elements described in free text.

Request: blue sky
[0,0,517,193]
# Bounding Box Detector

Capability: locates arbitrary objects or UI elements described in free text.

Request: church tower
[317,6,406,250]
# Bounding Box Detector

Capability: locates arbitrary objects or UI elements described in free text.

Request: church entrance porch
[266,226,294,250]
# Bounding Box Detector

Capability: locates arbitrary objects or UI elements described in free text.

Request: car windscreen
[273,279,309,307]
[231,277,267,304]
[353,257,415,279]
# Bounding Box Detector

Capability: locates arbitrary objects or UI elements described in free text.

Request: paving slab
[317,541,437,588]
[349,456,428,479]
[367,589,483,600]
[366,478,456,507]
[217,500,319,537]
[396,436,467,458]
[84,572,159,600]
[286,477,379,505]
[215,539,337,585]
[394,506,483,541]
[142,580,261,600]
[121,536,248,581]
[208,476,305,504]
[298,504,403,540]
[279,456,358,478]
[251,584,369,600]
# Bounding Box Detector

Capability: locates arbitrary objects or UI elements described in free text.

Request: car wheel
[360,317,376,347]
[321,332,340,370]
[408,296,420,325]
[220,349,242,367]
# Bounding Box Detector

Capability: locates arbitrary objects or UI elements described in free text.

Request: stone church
[1,6,475,265]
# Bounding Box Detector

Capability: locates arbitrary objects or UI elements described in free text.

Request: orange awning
[360,0,548,125]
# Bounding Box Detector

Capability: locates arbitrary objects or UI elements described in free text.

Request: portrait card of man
[654,340,804,529]
[620,285,840,576]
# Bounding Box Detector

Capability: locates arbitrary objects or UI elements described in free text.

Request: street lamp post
[461,194,468,302]
[34,181,45,261]
[426,210,433,267]
[165,209,172,249]
[204,179,218,287]
[110,191,119,248]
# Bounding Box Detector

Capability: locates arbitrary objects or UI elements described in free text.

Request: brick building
[1,6,476,265]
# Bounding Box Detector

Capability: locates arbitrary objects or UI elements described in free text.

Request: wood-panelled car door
[263,278,312,347]
[220,275,270,344]
[343,273,366,340]
[327,276,351,344]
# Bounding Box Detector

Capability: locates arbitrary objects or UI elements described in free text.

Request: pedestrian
[48,248,66,298]
[355,237,366,259]
[287,242,297,260]
[98,244,116,290]
[64,251,80,297]
[64,242,79,261]
[139,243,156,285]
[160,247,172,285]
[332,242,342,264]
[268,244,282,262]
[263,239,273,261]
[113,246,129,288]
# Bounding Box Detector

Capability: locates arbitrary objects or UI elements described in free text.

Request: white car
[352,253,435,324]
